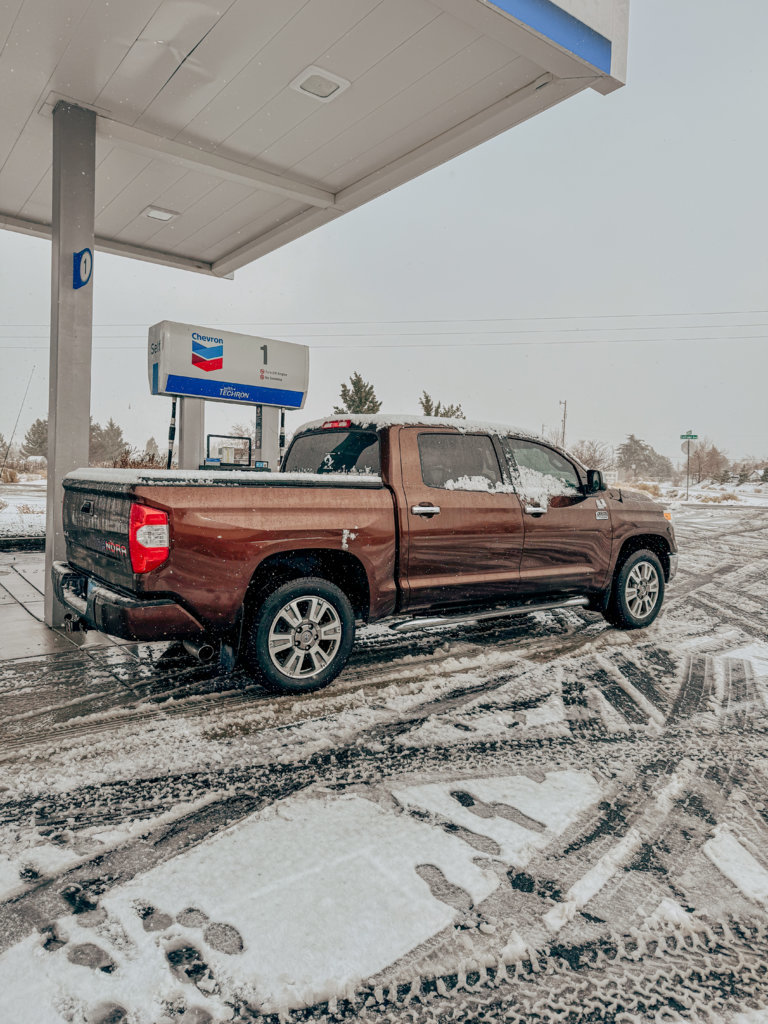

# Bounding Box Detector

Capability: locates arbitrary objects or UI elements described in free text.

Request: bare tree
[689,437,730,483]
[569,439,615,472]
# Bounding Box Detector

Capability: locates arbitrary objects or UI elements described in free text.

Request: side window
[507,438,581,504]
[418,433,502,490]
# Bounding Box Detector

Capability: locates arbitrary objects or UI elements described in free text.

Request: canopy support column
[44,102,96,627]
[178,397,205,469]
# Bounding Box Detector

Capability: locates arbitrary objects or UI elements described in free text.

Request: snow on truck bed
[64,468,382,488]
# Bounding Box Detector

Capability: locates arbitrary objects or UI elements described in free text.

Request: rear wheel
[604,549,665,630]
[243,577,355,694]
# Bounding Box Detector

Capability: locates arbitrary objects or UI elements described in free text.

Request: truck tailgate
[62,478,139,589]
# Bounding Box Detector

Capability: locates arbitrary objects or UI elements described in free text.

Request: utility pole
[559,400,567,447]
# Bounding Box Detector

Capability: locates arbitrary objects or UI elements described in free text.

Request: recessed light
[289,66,350,103]
[143,206,178,222]
[300,74,340,99]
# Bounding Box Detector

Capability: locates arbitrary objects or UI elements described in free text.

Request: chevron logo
[191,334,223,372]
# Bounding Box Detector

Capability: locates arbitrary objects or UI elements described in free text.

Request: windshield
[282,430,380,475]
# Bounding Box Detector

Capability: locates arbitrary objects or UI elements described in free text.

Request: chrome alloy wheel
[267,596,343,679]
[624,560,660,618]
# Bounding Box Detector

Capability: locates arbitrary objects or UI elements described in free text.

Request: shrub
[631,482,661,497]
[1,468,18,483]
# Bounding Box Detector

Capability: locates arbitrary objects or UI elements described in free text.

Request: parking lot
[1,504,767,1023]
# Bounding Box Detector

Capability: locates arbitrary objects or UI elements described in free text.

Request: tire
[604,549,665,630]
[243,577,355,694]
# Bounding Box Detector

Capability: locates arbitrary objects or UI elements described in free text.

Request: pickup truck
[53,415,678,694]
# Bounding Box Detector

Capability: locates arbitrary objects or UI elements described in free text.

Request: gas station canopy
[0,0,628,278]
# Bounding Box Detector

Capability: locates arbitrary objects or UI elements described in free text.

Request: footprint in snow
[66,942,116,973]
[87,1004,128,1024]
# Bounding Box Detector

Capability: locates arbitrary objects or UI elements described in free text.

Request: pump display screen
[282,430,380,475]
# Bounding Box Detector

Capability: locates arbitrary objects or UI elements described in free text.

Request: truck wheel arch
[243,549,371,622]
[614,534,672,582]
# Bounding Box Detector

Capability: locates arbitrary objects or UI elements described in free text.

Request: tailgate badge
[596,510,609,520]
[105,540,128,558]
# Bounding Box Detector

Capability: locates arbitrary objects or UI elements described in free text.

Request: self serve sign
[147,321,309,409]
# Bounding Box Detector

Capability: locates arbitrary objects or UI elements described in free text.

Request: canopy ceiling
[0,0,628,276]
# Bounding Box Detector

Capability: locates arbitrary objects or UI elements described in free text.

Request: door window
[418,433,502,490]
[507,439,581,505]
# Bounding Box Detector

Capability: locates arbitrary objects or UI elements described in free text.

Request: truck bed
[62,468,397,634]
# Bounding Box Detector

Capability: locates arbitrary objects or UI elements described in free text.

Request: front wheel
[604,549,665,630]
[243,577,355,694]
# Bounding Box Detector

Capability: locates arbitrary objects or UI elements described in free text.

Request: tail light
[129,503,169,573]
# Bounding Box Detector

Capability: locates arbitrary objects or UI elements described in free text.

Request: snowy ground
[0,477,47,538]
[1,505,768,1022]
[649,479,768,509]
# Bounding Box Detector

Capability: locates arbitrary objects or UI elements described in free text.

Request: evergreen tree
[616,434,673,481]
[145,437,160,458]
[333,372,381,414]
[21,417,48,457]
[418,391,465,419]
[90,418,129,464]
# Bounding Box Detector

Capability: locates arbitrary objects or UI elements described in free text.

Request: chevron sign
[191,332,223,372]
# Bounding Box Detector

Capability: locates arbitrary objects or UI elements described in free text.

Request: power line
[1,333,766,351]
[0,308,767,329]
[3,323,768,340]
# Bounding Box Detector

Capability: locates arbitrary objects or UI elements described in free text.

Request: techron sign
[148,321,309,409]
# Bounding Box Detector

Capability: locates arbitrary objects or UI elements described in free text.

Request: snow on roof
[295,414,584,464]
[297,412,541,438]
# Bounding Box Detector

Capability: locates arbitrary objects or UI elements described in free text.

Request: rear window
[283,430,380,475]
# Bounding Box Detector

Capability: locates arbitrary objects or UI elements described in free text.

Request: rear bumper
[52,561,205,642]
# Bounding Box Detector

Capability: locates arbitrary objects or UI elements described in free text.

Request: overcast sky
[1,0,766,465]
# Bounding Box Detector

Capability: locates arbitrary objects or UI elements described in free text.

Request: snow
[296,413,546,443]
[0,792,501,1020]
[657,480,768,509]
[443,475,517,493]
[703,828,768,907]
[0,480,46,539]
[393,770,600,869]
[1,503,767,1019]
[544,766,693,932]
[516,465,576,505]
[64,467,382,487]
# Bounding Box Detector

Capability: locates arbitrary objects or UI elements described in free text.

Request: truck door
[398,427,524,611]
[505,437,613,593]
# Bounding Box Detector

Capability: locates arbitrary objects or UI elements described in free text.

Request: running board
[389,596,590,633]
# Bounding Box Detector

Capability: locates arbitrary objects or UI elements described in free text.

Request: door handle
[524,505,547,516]
[411,504,441,516]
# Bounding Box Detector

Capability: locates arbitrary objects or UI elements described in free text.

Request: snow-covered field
[0,477,47,538]
[0,504,768,1022]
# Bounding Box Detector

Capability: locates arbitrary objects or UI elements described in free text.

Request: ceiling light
[143,206,178,222]
[289,66,350,103]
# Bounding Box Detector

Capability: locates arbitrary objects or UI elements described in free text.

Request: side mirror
[586,469,607,493]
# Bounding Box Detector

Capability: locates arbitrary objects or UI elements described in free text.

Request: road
[0,504,767,1023]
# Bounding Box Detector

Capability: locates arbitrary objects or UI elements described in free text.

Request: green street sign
[680,433,698,439]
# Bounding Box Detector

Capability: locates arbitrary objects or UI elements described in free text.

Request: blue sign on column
[73,248,93,289]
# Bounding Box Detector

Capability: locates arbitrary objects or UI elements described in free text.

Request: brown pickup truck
[53,415,677,694]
